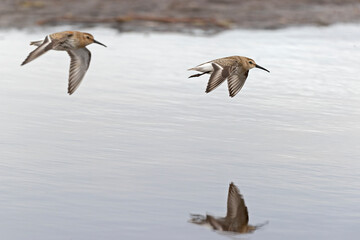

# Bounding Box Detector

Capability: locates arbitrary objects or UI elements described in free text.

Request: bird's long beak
[255,64,270,73]
[93,39,107,47]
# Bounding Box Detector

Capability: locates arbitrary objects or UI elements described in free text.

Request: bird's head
[244,57,270,73]
[83,33,107,47]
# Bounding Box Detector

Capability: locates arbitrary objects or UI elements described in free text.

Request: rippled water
[1,24,360,240]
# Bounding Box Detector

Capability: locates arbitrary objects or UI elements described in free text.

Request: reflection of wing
[225,182,249,227]
[227,63,249,97]
[67,48,91,95]
[206,215,224,231]
[21,35,53,65]
[205,63,230,93]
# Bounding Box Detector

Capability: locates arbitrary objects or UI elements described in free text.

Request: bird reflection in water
[189,182,268,234]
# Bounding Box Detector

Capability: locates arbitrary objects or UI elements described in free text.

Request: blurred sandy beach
[2,0,360,32]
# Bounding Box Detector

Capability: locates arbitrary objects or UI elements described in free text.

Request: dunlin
[21,31,106,95]
[189,182,267,233]
[188,56,269,97]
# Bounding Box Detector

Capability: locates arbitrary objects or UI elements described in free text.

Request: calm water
[1,24,360,240]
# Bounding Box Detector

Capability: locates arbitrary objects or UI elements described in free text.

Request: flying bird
[188,56,269,97]
[21,31,107,95]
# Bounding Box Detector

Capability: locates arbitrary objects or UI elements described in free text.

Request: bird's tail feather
[188,214,207,224]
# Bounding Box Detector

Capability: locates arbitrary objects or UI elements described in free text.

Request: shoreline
[2,0,360,33]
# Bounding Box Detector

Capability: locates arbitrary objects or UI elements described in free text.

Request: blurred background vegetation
[2,0,360,32]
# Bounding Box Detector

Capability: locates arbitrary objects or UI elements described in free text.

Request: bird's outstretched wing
[225,182,249,227]
[205,63,230,93]
[21,35,53,66]
[67,48,91,95]
[227,63,249,97]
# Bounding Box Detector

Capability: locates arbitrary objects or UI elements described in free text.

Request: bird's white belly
[194,62,215,73]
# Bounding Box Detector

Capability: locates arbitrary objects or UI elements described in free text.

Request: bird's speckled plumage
[21,31,106,95]
[188,56,269,97]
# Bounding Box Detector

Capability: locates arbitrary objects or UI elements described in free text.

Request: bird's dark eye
[67,34,73,37]
[249,61,253,64]
[86,36,90,39]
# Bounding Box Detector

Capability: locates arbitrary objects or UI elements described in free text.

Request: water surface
[0,24,360,240]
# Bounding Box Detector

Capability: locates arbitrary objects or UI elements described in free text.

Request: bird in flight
[188,56,269,97]
[21,31,106,95]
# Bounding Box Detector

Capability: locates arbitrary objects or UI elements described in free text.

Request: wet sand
[2,0,360,32]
